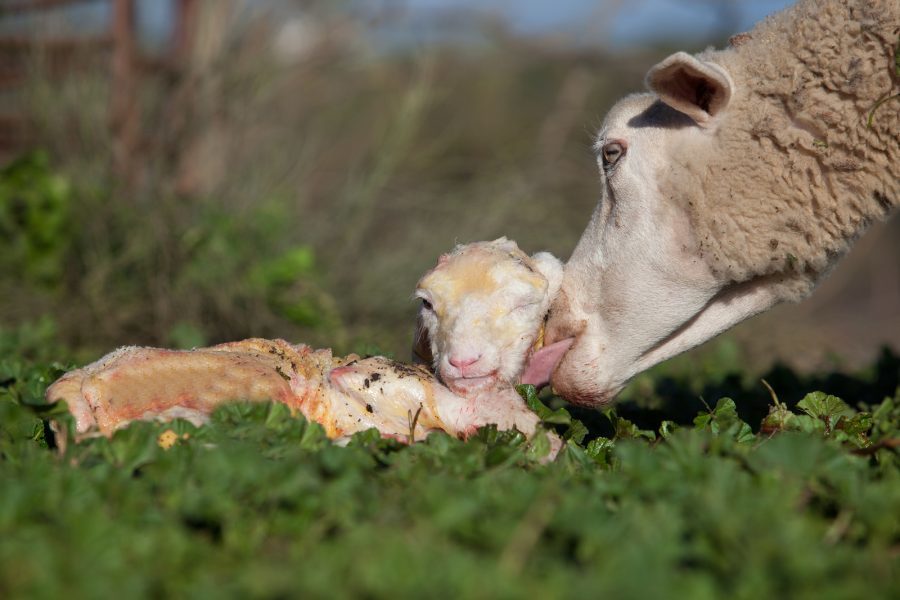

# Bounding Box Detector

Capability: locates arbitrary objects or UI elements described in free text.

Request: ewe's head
[413,238,562,395]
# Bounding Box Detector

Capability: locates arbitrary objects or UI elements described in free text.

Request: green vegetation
[0,151,340,361]
[2,350,898,598]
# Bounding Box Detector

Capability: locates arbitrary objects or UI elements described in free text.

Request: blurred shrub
[0,153,342,358]
[0,317,67,364]
[4,3,895,366]
[0,152,71,287]
[3,4,663,359]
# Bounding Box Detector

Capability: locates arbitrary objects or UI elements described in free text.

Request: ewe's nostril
[448,355,480,369]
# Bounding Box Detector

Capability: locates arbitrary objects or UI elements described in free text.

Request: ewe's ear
[645,51,733,125]
[531,252,563,301]
[411,311,434,368]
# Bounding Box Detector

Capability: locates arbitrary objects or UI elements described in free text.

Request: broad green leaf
[797,391,852,421]
[584,437,615,467]
[603,408,655,441]
[517,384,588,443]
[525,427,551,460]
[659,420,679,440]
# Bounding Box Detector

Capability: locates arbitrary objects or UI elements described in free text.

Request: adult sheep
[528,0,899,405]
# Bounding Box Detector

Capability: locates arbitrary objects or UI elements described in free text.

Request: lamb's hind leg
[45,368,97,439]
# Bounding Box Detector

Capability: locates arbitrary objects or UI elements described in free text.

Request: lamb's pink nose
[449,354,481,373]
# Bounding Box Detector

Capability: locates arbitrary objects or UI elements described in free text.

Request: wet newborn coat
[46,239,564,454]
[46,338,558,451]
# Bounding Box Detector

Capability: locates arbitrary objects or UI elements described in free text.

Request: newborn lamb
[413,237,563,394]
[46,237,564,455]
[46,338,559,454]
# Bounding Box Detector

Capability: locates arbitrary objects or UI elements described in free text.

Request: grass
[1,349,898,598]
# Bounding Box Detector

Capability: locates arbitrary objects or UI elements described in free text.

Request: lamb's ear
[411,311,434,369]
[645,51,733,125]
[531,252,563,300]
[490,236,518,253]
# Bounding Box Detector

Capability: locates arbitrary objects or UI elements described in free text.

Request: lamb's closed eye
[510,301,541,314]
[416,293,434,312]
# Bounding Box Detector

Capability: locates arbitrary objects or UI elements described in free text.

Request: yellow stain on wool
[420,255,500,311]
[532,325,545,352]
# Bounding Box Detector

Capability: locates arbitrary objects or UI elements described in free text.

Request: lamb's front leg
[436,386,562,459]
[478,388,563,459]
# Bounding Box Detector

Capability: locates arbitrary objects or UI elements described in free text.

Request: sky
[2,0,797,50]
[401,0,795,46]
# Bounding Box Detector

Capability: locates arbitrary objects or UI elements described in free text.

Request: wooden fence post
[172,0,199,63]
[110,0,138,188]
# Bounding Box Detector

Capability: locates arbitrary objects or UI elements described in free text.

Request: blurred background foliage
[0,0,897,384]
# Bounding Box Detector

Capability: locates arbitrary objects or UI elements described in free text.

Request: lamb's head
[413,238,562,395]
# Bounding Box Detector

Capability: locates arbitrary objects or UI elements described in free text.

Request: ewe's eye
[601,140,627,170]
[420,298,433,312]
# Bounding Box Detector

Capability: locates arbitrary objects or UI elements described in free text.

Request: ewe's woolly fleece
[667,0,898,300]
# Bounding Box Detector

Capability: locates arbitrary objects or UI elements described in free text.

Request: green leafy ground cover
[1,354,899,599]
